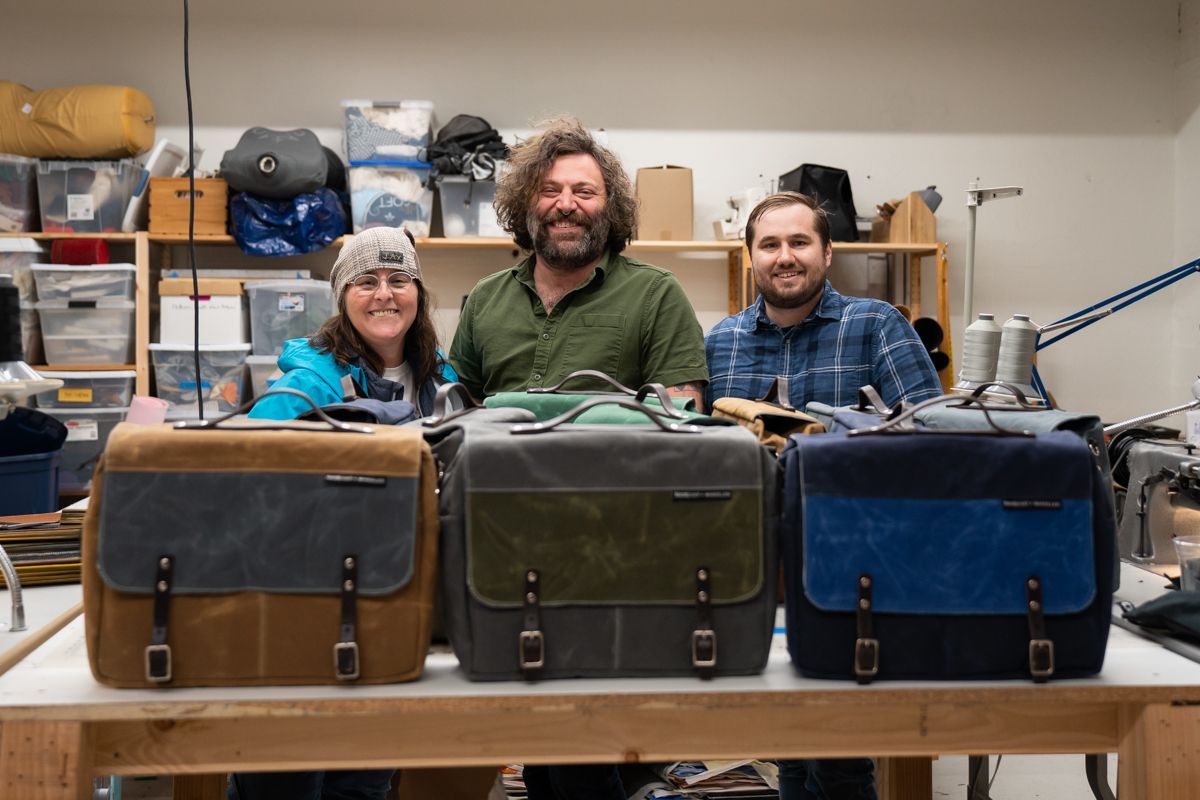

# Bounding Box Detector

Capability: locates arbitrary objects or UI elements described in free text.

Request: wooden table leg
[876,756,933,800]
[0,720,93,800]
[173,773,226,800]
[1117,702,1200,800]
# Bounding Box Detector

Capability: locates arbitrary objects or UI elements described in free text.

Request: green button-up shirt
[449,252,709,398]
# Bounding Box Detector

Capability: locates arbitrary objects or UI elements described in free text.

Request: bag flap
[797,430,1097,615]
[95,423,426,596]
[713,397,825,435]
[463,424,767,607]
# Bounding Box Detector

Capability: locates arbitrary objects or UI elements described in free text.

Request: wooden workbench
[0,583,1197,800]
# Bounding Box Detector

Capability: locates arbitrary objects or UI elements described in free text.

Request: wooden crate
[148,177,228,235]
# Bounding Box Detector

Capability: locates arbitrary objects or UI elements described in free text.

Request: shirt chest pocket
[561,313,626,379]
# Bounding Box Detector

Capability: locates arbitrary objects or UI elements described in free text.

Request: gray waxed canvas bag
[429,395,779,681]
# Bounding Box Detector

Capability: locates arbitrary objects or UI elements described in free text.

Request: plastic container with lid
[36,298,135,364]
[39,406,128,490]
[36,159,139,233]
[342,99,434,164]
[348,163,433,236]
[244,354,281,399]
[150,343,250,419]
[32,263,136,302]
[0,154,39,233]
[436,176,500,238]
[244,279,332,356]
[34,369,136,409]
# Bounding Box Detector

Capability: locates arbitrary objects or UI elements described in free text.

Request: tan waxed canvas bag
[83,409,439,688]
[711,377,825,454]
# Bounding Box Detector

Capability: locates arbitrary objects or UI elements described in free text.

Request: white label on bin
[67,194,95,221]
[478,203,505,237]
[278,292,305,312]
[65,419,99,442]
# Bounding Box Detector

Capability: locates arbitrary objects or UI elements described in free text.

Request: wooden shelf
[831,242,944,256]
[0,232,137,241]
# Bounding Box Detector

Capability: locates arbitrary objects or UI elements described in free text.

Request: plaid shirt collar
[748,281,846,332]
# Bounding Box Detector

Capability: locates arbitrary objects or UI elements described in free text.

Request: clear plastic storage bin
[343,100,434,164]
[244,279,332,356]
[0,154,39,233]
[34,370,136,409]
[36,159,139,233]
[150,343,250,419]
[0,238,42,303]
[245,354,281,399]
[40,406,128,490]
[31,264,136,302]
[436,176,500,237]
[348,163,434,236]
[36,299,135,364]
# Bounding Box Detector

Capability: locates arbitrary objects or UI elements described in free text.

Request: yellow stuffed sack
[0,81,155,159]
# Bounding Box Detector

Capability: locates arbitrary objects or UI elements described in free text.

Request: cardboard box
[636,165,693,241]
[158,278,247,345]
[149,177,228,236]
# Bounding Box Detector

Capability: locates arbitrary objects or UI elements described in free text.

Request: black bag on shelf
[423,115,507,181]
[220,128,335,199]
[778,163,859,241]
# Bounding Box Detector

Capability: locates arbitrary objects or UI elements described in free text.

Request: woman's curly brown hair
[494,116,637,254]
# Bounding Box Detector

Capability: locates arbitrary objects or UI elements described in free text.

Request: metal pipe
[0,544,26,633]
[1104,399,1200,436]
[963,183,978,343]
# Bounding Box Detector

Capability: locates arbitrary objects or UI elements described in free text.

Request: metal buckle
[334,641,360,680]
[519,630,545,669]
[854,637,880,679]
[144,644,172,683]
[1029,639,1055,680]
[692,629,717,668]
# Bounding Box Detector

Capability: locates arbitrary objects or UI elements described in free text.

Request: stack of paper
[0,498,87,587]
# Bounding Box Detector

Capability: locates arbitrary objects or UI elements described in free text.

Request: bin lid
[149,343,252,352]
[31,263,136,273]
[38,370,137,379]
[35,299,135,310]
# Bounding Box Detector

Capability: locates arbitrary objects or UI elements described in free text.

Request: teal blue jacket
[247,337,457,421]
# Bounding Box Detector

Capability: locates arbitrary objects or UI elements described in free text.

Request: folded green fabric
[1123,590,1200,642]
[484,391,734,426]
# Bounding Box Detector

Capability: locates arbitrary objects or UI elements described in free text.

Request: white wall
[3,0,1189,421]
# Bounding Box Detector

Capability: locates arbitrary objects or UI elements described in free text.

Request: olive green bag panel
[436,417,779,681]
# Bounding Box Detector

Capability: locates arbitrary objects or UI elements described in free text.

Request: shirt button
[542,333,550,340]
[532,373,542,381]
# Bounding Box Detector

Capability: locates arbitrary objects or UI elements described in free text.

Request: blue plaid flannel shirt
[704,282,942,410]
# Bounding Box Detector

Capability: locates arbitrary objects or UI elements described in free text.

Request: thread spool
[0,277,23,362]
[994,313,1039,398]
[954,313,1002,390]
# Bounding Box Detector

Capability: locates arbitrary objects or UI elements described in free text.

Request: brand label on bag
[1002,499,1063,510]
[325,474,388,487]
[673,490,732,502]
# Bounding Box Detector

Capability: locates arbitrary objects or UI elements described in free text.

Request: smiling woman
[245,226,457,423]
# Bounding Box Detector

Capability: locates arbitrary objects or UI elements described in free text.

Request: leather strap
[145,555,173,683]
[340,373,359,403]
[854,573,880,684]
[692,567,717,679]
[519,569,544,679]
[1025,575,1054,682]
[334,555,361,680]
[757,377,794,410]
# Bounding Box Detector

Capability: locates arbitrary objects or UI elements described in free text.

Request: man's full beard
[529,209,610,271]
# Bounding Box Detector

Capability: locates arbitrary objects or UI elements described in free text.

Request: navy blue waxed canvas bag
[780,399,1115,683]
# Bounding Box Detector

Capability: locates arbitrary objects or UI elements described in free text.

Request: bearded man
[704,191,939,412]
[449,117,708,407]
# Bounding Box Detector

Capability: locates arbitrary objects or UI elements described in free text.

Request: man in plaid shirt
[705,192,940,413]
[705,191,940,800]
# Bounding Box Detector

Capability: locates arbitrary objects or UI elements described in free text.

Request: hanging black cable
[184,0,202,419]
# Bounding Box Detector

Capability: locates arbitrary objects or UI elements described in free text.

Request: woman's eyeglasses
[350,273,416,294]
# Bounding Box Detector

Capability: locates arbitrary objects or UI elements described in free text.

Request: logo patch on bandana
[378,249,407,265]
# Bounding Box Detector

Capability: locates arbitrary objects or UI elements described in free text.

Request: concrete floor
[933,754,1117,799]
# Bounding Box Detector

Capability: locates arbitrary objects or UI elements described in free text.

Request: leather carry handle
[510,397,702,435]
[633,383,687,419]
[173,388,374,434]
[421,382,483,427]
[846,393,1035,438]
[960,381,1041,408]
[755,377,794,410]
[526,369,637,396]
